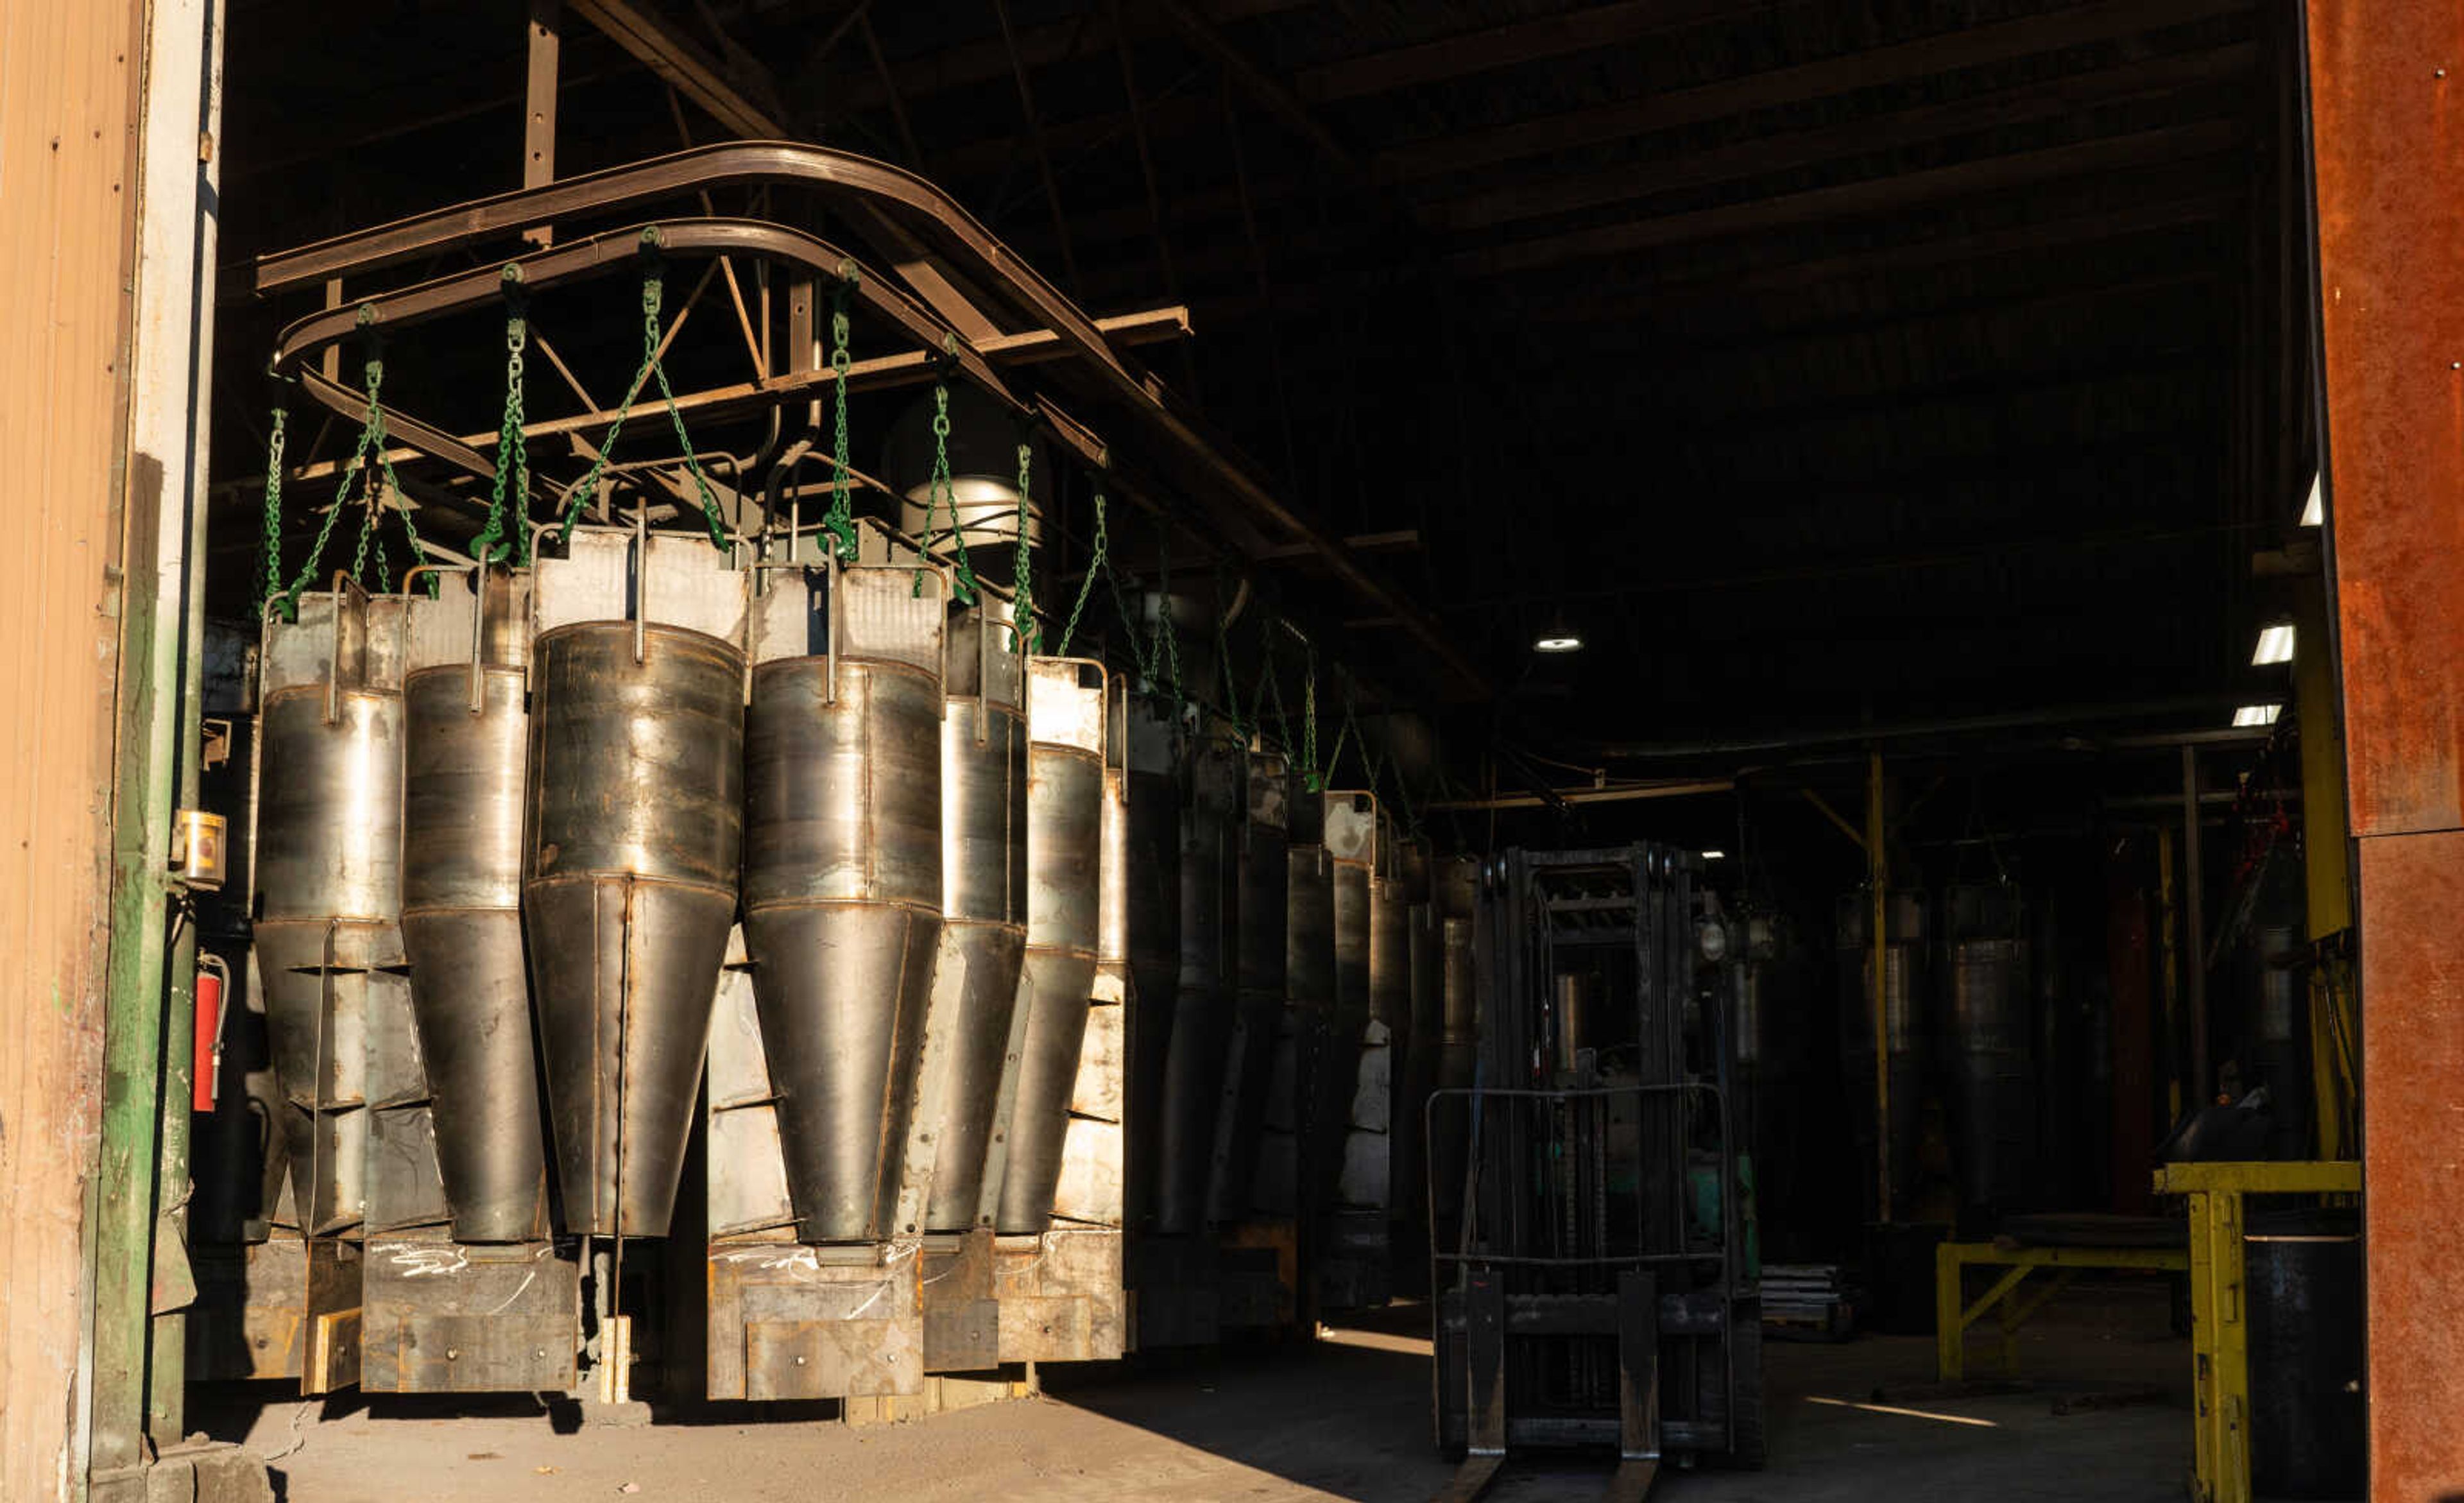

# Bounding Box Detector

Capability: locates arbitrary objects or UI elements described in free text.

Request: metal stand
[2152,1160,2361,1503]
[1934,1242,2189,1383]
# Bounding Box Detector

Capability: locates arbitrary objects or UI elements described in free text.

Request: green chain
[345,356,434,597]
[259,402,287,615]
[1010,442,1038,655]
[352,480,377,587]
[473,266,530,566]
[288,348,440,610]
[822,283,857,561]
[1392,752,1423,837]
[1254,626,1289,755]
[1055,490,1106,657]
[645,279,732,551]
[1154,538,1184,707]
[1337,683,1379,795]
[915,382,978,601]
[1104,517,1155,683]
[558,241,730,552]
[393,461,434,592]
[1301,649,1321,793]
[1214,603,1245,742]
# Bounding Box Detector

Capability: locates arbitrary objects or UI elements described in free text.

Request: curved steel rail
[250,141,1487,696]
[271,218,1059,485]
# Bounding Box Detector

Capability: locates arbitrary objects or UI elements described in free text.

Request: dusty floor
[201,1284,2189,1502]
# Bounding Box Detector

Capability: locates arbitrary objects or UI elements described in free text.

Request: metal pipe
[1590,696,2254,759]
[1867,752,1889,1224]
[2182,743,2207,1102]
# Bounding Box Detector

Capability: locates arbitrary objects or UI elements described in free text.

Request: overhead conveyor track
[245,141,1490,700]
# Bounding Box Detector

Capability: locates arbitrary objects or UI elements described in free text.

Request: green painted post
[87,456,180,1492]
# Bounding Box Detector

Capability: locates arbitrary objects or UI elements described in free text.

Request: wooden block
[306,1307,361,1395]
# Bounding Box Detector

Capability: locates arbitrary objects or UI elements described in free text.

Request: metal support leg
[2186,1187,2247,1503]
[1432,1271,1508,1503]
[1937,1242,1964,1382]
[1606,1269,1660,1502]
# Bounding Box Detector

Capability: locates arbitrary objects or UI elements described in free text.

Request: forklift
[1430,845,1764,1500]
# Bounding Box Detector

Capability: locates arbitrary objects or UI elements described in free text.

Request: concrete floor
[201,1284,2189,1502]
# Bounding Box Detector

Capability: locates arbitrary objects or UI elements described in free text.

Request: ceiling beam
[1373,0,2251,182]
[1432,39,2257,232]
[1296,0,1772,103]
[832,0,1309,114]
[1714,186,2241,292]
[567,0,789,135]
[1158,0,1359,176]
[1446,519,2261,610]
[1163,185,2232,329]
[1444,117,2244,277]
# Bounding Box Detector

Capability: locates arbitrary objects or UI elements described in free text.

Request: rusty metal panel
[993,1229,1125,1364]
[359,1240,579,1393]
[920,1230,1002,1373]
[0,0,146,1491]
[2358,831,2464,1497]
[185,1237,307,1382]
[703,1244,922,1400]
[2309,6,2464,1493]
[2307,0,2464,836]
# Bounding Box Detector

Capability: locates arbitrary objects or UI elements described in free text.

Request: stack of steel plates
[1763,1264,1858,1341]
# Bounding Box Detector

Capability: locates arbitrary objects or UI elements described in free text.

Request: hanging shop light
[2234,703,2284,728]
[2252,621,2297,666]
[1533,611,1583,653]
[2299,472,2323,528]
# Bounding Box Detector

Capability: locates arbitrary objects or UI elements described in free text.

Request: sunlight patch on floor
[1318,1325,1435,1357]
[1806,1395,1999,1429]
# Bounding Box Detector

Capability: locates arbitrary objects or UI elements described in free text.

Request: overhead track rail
[247,141,1490,698]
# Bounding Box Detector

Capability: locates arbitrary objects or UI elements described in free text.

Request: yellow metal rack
[1934,1241,2189,1384]
[2152,1160,2362,1503]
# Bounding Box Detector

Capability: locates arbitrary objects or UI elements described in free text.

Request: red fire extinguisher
[194,954,230,1112]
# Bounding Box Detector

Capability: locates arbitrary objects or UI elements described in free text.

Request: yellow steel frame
[2151,1160,2361,1503]
[1935,1242,2188,1384]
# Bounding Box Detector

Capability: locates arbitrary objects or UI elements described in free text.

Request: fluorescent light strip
[2300,473,2323,528]
[2252,623,2296,666]
[2234,703,2283,728]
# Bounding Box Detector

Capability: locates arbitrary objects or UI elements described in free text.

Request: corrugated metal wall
[0,0,148,1497]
